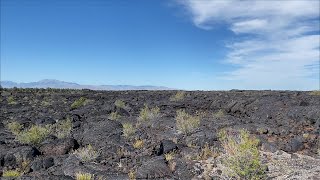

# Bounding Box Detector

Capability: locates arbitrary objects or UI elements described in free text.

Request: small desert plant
[196,143,217,160]
[170,91,186,101]
[73,144,99,162]
[310,90,320,96]
[164,150,176,161]
[52,118,73,138]
[16,125,50,145]
[133,139,144,149]
[71,97,88,109]
[7,96,17,105]
[7,121,23,135]
[175,109,200,134]
[75,172,94,180]
[115,99,126,109]
[137,105,160,125]
[128,169,136,180]
[109,112,121,120]
[2,170,22,177]
[219,129,266,180]
[122,123,136,138]
[213,109,225,118]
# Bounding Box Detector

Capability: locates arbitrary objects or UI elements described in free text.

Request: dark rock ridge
[0,88,319,179]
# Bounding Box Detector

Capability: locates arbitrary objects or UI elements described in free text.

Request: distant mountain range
[0,79,172,90]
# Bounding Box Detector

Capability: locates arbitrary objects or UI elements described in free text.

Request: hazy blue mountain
[0,79,172,90]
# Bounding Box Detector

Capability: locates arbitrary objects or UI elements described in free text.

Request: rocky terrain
[0,88,319,179]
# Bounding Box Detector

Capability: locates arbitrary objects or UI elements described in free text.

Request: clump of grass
[8,96,17,105]
[196,143,217,160]
[175,109,200,134]
[7,121,23,135]
[73,144,99,162]
[52,118,73,138]
[164,150,176,162]
[115,100,126,109]
[218,129,266,180]
[170,91,186,101]
[16,125,50,145]
[71,97,88,109]
[75,172,94,180]
[122,123,136,138]
[137,105,160,125]
[128,169,136,180]
[2,170,22,178]
[133,139,144,149]
[109,112,122,120]
[213,109,225,118]
[310,90,320,96]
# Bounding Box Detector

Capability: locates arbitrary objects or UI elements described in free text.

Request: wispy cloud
[177,0,320,90]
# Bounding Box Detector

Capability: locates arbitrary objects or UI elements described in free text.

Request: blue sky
[1,0,319,90]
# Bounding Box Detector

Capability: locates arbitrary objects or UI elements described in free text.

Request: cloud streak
[177,0,320,90]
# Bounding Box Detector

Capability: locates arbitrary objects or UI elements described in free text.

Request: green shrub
[122,123,136,138]
[2,170,21,177]
[219,129,266,179]
[74,144,99,162]
[75,172,94,180]
[16,125,50,145]
[7,121,23,135]
[137,105,160,125]
[175,110,200,134]
[213,109,225,118]
[52,118,73,138]
[8,96,17,105]
[109,112,121,120]
[170,91,186,101]
[71,97,88,109]
[115,100,126,109]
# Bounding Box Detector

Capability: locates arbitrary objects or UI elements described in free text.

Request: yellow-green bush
[137,105,160,125]
[219,129,266,179]
[73,144,99,162]
[2,170,21,177]
[71,97,88,109]
[7,96,17,105]
[16,125,50,145]
[175,110,200,134]
[52,118,73,138]
[122,123,136,138]
[75,172,94,180]
[7,121,23,135]
[115,100,126,109]
[170,91,186,101]
[109,112,121,120]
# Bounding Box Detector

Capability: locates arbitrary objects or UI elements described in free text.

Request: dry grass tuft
[75,172,94,180]
[73,144,99,162]
[175,109,200,134]
[170,91,186,101]
[122,123,136,138]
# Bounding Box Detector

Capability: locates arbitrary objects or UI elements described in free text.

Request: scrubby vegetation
[7,121,23,135]
[218,129,267,179]
[115,99,126,109]
[109,112,121,120]
[122,123,136,138]
[16,125,50,145]
[51,118,73,138]
[73,144,99,162]
[75,172,94,180]
[71,97,88,109]
[133,139,144,149]
[213,109,225,118]
[137,104,160,125]
[2,170,22,178]
[175,109,200,134]
[170,91,185,101]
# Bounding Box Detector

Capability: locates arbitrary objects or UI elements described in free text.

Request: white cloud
[177,0,320,90]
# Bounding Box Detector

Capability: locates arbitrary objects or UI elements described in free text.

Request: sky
[1,0,319,90]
